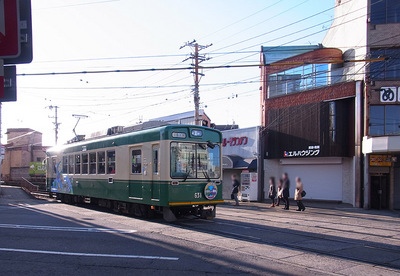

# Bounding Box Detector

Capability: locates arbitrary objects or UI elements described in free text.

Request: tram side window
[89,152,97,174]
[75,154,81,174]
[107,150,116,174]
[153,148,158,174]
[62,156,68,173]
[52,157,57,174]
[82,153,88,174]
[68,155,74,174]
[97,151,106,174]
[131,149,142,174]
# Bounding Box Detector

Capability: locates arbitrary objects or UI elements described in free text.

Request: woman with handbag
[276,179,284,206]
[294,177,306,211]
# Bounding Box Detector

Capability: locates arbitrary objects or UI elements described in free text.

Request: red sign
[222,136,248,147]
[0,0,20,58]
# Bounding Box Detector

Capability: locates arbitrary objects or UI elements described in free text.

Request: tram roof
[47,125,222,155]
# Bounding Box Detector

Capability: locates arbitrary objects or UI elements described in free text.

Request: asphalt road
[0,185,400,275]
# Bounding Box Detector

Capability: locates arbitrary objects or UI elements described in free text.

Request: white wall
[264,157,355,203]
[322,0,368,82]
[222,127,259,159]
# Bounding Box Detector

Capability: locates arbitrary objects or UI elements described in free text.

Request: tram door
[129,147,143,200]
[151,145,161,201]
[370,174,390,209]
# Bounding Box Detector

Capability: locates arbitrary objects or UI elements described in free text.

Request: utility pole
[180,40,212,125]
[48,105,60,145]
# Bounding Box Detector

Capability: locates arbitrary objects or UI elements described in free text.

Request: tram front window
[170,142,221,179]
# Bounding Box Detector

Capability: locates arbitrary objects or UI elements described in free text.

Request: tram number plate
[194,192,202,199]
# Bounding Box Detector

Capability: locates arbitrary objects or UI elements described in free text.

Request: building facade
[323,0,400,209]
[260,45,361,205]
[2,128,47,182]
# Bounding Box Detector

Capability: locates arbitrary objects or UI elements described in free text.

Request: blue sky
[3,0,335,145]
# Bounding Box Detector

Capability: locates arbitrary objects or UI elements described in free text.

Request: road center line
[0,248,179,261]
[0,223,137,234]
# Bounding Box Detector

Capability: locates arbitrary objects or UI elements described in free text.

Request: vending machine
[240,172,258,201]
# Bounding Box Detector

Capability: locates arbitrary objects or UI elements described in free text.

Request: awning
[222,155,257,170]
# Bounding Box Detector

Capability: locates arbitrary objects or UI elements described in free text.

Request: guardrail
[21,177,39,192]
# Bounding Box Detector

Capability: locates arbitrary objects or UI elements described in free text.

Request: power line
[16,58,385,77]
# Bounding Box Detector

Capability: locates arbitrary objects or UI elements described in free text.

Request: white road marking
[0,223,137,234]
[0,248,179,261]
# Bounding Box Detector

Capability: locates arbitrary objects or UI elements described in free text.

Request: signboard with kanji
[0,0,20,58]
[370,155,392,167]
[380,87,397,103]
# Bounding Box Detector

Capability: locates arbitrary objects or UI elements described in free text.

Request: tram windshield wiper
[183,168,192,182]
[202,169,211,182]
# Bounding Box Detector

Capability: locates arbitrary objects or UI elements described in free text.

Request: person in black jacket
[268,177,277,207]
[231,174,240,206]
[282,172,290,210]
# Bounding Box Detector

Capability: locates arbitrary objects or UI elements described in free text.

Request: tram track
[218,208,400,237]
[171,217,400,272]
[215,211,400,253]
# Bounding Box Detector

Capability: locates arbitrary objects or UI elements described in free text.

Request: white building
[221,126,260,200]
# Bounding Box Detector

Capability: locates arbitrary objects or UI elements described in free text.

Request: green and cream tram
[46,125,223,221]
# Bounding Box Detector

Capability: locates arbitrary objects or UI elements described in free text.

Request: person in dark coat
[282,172,290,210]
[268,177,277,207]
[231,174,240,206]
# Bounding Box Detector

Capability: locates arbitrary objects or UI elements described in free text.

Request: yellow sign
[370,155,392,167]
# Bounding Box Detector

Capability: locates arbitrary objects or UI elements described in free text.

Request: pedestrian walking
[268,177,277,207]
[276,179,284,206]
[231,174,240,206]
[282,172,290,210]
[294,177,306,211]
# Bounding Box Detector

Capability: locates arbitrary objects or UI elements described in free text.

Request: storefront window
[370,0,400,24]
[329,101,336,143]
[369,105,400,135]
[268,63,329,98]
[370,49,400,80]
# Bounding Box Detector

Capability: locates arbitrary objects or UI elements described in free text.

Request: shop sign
[223,136,248,147]
[370,155,392,167]
[380,87,398,103]
[29,161,46,176]
[283,145,320,158]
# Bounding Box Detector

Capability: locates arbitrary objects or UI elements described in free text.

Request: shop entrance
[370,174,390,209]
